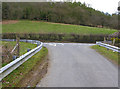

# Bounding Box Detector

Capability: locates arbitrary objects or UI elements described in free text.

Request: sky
[77,0,119,14]
[54,0,119,14]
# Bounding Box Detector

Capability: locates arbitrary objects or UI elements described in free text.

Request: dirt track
[1,20,19,24]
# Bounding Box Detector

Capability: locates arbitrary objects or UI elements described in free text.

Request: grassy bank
[2,47,48,87]
[91,45,119,65]
[2,41,36,55]
[2,20,117,35]
[2,41,36,67]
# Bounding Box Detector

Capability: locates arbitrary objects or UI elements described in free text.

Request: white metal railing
[1,39,41,44]
[0,39,43,81]
[96,41,120,53]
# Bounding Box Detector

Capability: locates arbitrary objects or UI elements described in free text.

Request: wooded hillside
[2,2,118,29]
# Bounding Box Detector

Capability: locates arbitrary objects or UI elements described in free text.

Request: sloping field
[2,20,117,35]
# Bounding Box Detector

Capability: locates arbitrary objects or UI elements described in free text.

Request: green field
[91,45,118,65]
[2,20,117,35]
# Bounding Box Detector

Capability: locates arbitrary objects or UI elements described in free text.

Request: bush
[2,33,107,43]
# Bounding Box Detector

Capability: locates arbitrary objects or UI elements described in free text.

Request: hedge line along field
[2,20,117,35]
[2,33,107,43]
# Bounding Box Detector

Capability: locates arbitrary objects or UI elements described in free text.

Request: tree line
[2,2,118,29]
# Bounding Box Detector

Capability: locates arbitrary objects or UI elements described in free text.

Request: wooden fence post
[104,37,106,43]
[112,38,115,46]
[16,35,20,57]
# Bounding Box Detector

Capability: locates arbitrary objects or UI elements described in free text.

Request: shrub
[2,33,107,43]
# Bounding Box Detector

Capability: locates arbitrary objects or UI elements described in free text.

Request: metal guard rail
[96,41,120,53]
[0,39,43,81]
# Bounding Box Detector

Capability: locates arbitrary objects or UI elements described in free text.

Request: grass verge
[91,45,119,65]
[2,41,36,67]
[2,41,36,55]
[2,47,48,87]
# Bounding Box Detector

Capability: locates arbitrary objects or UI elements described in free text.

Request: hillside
[2,2,118,29]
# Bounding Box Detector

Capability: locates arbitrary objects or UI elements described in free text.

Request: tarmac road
[36,43,118,87]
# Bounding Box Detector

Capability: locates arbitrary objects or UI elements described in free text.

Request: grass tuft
[91,45,119,65]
